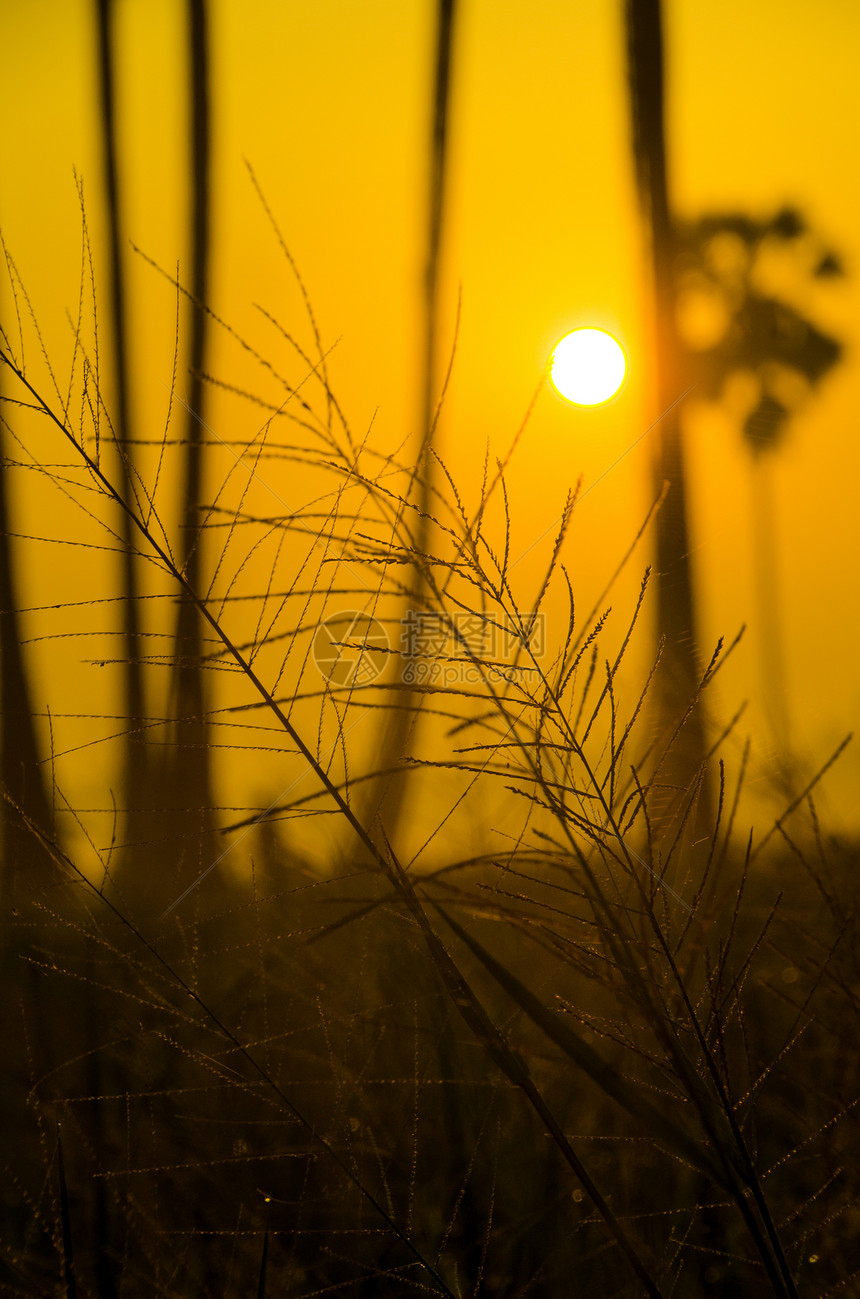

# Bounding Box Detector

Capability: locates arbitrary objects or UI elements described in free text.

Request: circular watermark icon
[312,610,389,687]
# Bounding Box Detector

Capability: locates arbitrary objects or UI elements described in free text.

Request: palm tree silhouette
[674,207,842,777]
[625,1,842,813]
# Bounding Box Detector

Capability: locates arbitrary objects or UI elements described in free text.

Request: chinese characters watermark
[312,609,545,688]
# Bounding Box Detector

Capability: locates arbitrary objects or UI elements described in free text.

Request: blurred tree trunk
[166,0,216,873]
[749,450,795,794]
[624,0,709,817]
[97,0,219,915]
[0,420,54,906]
[360,0,458,849]
[95,0,150,886]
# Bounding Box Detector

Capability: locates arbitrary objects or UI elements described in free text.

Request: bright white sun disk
[550,329,627,405]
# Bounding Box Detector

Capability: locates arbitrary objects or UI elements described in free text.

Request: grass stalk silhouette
[0,332,664,1293]
[0,228,857,1295]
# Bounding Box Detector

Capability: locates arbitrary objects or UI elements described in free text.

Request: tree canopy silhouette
[625,0,844,819]
[674,206,842,454]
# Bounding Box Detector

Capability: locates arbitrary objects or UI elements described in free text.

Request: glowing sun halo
[550,328,627,406]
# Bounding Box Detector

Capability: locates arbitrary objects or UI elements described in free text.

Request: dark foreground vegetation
[1,241,858,1295]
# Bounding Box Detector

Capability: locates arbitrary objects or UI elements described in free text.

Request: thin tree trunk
[625,0,709,818]
[419,0,457,473]
[360,0,458,847]
[95,0,149,882]
[750,451,795,796]
[167,0,215,865]
[0,421,54,905]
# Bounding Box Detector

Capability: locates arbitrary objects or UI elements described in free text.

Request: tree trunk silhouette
[0,418,54,906]
[359,0,458,849]
[625,0,709,818]
[96,0,220,915]
[95,0,150,889]
[165,0,216,887]
[750,450,795,795]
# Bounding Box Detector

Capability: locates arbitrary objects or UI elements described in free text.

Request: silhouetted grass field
[1,217,859,1299]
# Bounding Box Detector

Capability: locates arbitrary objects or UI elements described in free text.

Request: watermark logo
[400,610,545,687]
[312,611,389,687]
[312,609,546,688]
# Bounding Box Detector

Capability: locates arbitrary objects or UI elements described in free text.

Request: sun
[549,328,627,406]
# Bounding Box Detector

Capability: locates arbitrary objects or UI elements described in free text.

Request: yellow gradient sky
[1,0,858,853]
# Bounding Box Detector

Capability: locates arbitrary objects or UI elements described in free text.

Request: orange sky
[1,0,858,859]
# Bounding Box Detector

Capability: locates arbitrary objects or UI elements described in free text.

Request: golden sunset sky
[1,0,858,853]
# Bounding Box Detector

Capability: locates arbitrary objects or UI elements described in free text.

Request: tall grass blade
[256,1223,269,1299]
[56,1128,78,1299]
